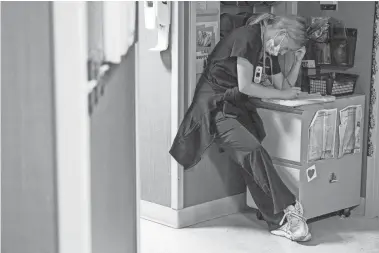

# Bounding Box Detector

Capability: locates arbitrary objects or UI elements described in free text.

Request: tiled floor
[141,210,379,253]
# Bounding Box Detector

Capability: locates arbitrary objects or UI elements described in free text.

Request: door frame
[52,2,92,253]
[366,1,379,218]
[171,0,185,210]
[0,2,2,250]
[52,2,141,252]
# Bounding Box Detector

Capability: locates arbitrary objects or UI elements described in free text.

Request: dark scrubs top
[169,24,281,170]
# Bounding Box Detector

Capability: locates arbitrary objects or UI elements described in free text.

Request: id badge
[254,66,263,83]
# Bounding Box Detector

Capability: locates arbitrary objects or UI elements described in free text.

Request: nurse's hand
[280,87,301,100]
[295,46,306,62]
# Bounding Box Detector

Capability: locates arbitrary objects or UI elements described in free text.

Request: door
[53,2,139,253]
[366,2,379,218]
[2,2,58,252]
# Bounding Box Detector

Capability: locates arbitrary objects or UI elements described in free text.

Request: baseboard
[140,201,180,228]
[140,193,247,229]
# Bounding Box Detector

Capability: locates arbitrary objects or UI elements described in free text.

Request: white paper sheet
[196,21,219,44]
[195,22,218,74]
[262,93,336,107]
[338,105,362,158]
[308,108,338,162]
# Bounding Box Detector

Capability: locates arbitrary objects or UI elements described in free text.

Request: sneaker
[294,200,304,216]
[270,201,312,242]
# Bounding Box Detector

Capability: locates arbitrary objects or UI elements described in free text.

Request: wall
[297,1,375,197]
[90,47,137,253]
[136,1,172,207]
[184,147,246,207]
[1,2,58,252]
[183,1,246,208]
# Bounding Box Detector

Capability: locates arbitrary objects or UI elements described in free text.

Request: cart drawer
[258,108,303,163]
[300,155,362,219]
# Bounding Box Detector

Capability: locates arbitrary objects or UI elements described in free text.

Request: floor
[141,209,379,253]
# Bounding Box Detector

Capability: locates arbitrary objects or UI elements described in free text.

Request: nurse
[170,13,314,242]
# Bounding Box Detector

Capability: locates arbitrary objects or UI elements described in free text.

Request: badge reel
[254,66,263,84]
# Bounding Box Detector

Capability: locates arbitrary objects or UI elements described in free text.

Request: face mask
[266,32,287,56]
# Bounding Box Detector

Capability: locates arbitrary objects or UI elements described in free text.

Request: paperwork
[196,22,218,74]
[308,108,338,162]
[262,93,336,107]
[338,105,362,158]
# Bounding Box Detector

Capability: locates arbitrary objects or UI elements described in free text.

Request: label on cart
[302,60,316,68]
[306,165,318,182]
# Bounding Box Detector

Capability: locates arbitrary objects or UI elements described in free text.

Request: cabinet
[246,94,365,219]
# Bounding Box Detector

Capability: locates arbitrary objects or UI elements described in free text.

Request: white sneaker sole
[271,231,312,242]
[298,232,312,242]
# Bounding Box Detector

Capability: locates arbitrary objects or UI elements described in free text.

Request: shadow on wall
[160,28,172,69]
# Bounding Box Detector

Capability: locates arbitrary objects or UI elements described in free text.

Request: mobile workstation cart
[247,94,365,220]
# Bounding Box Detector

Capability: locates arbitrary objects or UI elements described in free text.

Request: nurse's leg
[214,113,295,230]
[238,164,285,231]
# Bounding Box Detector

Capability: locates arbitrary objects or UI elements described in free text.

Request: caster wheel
[256,211,264,220]
[339,208,351,218]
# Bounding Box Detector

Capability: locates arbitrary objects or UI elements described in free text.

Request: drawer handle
[329,173,338,183]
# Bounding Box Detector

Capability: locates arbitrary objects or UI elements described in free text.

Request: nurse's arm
[270,59,302,90]
[237,57,285,99]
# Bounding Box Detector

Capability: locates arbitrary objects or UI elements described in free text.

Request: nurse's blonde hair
[246,13,309,49]
[246,13,310,86]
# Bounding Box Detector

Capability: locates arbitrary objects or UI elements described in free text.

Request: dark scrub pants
[214,111,295,231]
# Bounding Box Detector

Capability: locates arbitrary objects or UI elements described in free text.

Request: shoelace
[279,209,309,240]
[279,209,306,226]
[294,202,304,217]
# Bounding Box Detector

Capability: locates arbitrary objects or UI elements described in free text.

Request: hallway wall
[136,1,172,207]
[1,2,58,252]
[90,47,138,253]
